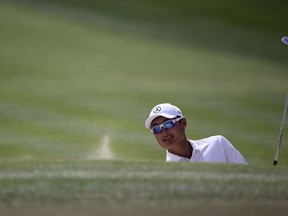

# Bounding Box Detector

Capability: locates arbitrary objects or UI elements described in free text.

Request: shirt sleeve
[220,136,247,164]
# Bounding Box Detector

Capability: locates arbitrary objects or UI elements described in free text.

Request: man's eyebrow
[151,118,170,127]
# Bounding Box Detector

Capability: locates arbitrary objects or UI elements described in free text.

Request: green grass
[0,0,288,215]
[1,160,287,201]
[0,160,288,215]
[1,0,287,163]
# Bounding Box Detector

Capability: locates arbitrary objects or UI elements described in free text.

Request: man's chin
[162,139,175,149]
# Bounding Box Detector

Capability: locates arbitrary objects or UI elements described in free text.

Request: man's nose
[161,127,169,134]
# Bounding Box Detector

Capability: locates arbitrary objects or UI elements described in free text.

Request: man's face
[150,116,187,151]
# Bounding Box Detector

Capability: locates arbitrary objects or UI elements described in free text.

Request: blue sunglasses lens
[163,121,175,129]
[152,126,162,134]
[152,120,175,134]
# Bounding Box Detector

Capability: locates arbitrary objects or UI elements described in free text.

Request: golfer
[145,103,247,164]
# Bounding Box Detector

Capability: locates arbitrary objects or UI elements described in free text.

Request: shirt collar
[166,140,196,162]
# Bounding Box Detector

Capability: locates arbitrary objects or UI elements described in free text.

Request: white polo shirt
[166,135,247,164]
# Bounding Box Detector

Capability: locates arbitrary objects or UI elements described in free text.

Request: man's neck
[168,140,192,159]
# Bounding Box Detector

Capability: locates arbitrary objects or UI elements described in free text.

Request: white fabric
[166,135,247,164]
[145,103,183,128]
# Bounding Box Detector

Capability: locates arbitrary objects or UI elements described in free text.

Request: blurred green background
[1,0,288,165]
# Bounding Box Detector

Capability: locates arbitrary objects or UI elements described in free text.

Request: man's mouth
[163,136,173,141]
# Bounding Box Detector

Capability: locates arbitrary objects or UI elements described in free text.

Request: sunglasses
[151,117,183,134]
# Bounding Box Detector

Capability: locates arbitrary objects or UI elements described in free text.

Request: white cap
[145,103,184,128]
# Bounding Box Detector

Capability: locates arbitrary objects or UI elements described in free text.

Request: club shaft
[273,92,288,165]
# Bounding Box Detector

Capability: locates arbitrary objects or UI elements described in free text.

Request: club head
[281,36,288,45]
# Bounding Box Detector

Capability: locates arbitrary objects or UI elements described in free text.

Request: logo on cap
[153,106,161,114]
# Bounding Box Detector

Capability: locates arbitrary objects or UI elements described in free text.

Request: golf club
[281,36,288,45]
[273,92,288,166]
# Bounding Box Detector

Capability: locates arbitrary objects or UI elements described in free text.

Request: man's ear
[181,118,187,128]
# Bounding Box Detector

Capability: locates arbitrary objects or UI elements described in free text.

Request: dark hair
[176,116,184,122]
